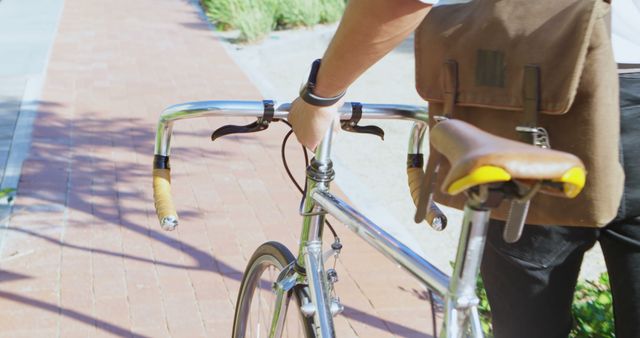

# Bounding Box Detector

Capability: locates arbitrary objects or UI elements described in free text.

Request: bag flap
[415,0,604,114]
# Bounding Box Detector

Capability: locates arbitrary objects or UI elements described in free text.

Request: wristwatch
[299,59,346,107]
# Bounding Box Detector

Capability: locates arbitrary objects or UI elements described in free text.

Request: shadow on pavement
[0,290,151,338]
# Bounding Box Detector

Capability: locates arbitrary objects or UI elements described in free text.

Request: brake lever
[342,124,385,140]
[211,100,275,142]
[211,120,268,141]
[341,102,384,140]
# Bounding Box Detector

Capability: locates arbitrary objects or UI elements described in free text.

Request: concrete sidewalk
[0,0,435,337]
[0,0,65,233]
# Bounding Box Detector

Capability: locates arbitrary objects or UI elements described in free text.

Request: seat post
[442,197,491,337]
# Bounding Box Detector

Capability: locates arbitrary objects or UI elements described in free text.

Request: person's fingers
[288,97,342,150]
[306,109,333,150]
[297,118,318,151]
[289,110,319,150]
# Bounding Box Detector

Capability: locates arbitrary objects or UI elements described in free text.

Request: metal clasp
[515,126,551,149]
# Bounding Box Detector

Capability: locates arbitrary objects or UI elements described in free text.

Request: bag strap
[442,60,459,117]
[519,65,541,143]
[516,65,552,148]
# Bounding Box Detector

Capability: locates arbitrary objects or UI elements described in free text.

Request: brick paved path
[0,0,436,336]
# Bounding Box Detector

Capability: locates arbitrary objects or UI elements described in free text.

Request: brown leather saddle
[430,119,586,198]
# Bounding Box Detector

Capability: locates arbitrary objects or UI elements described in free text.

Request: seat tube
[442,203,490,338]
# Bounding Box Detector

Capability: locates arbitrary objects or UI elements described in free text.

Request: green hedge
[202,0,346,42]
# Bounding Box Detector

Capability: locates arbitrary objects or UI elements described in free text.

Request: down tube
[311,189,449,297]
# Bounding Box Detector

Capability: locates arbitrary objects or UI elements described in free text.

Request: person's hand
[288,97,342,150]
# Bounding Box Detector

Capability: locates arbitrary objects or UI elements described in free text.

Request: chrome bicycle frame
[303,128,489,338]
[154,100,489,338]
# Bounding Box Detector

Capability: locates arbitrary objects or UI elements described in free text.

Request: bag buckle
[515,126,551,149]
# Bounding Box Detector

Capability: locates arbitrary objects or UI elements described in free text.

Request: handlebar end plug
[431,215,447,231]
[160,216,178,231]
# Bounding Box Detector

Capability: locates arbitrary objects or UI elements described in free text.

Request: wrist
[313,74,345,98]
[300,59,346,107]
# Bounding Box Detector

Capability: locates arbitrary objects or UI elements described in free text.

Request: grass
[202,0,346,42]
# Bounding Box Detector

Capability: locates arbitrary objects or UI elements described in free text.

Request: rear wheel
[232,241,314,337]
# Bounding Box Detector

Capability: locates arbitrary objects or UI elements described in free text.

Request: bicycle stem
[314,120,335,167]
[297,120,337,259]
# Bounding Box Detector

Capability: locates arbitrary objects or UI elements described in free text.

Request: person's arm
[315,0,432,97]
[289,0,432,150]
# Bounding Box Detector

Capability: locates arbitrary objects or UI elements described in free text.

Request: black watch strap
[300,59,345,107]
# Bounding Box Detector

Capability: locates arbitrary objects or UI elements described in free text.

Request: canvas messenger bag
[415,0,623,227]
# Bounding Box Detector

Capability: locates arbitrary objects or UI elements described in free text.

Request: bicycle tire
[232,241,315,338]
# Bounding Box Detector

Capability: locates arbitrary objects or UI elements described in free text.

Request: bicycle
[151,100,586,337]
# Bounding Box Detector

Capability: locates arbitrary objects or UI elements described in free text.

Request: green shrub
[201,0,235,30]
[0,188,14,200]
[202,0,346,42]
[203,0,279,41]
[475,272,614,338]
[476,275,494,337]
[570,273,614,338]
[319,0,346,23]
[232,3,278,42]
[276,0,322,28]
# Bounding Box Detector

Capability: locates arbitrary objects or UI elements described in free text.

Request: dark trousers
[481,73,640,338]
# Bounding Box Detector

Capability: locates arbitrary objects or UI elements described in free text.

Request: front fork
[269,241,342,338]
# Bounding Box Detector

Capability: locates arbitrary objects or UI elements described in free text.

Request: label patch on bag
[476,49,505,87]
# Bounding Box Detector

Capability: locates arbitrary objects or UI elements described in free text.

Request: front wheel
[232,241,314,337]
